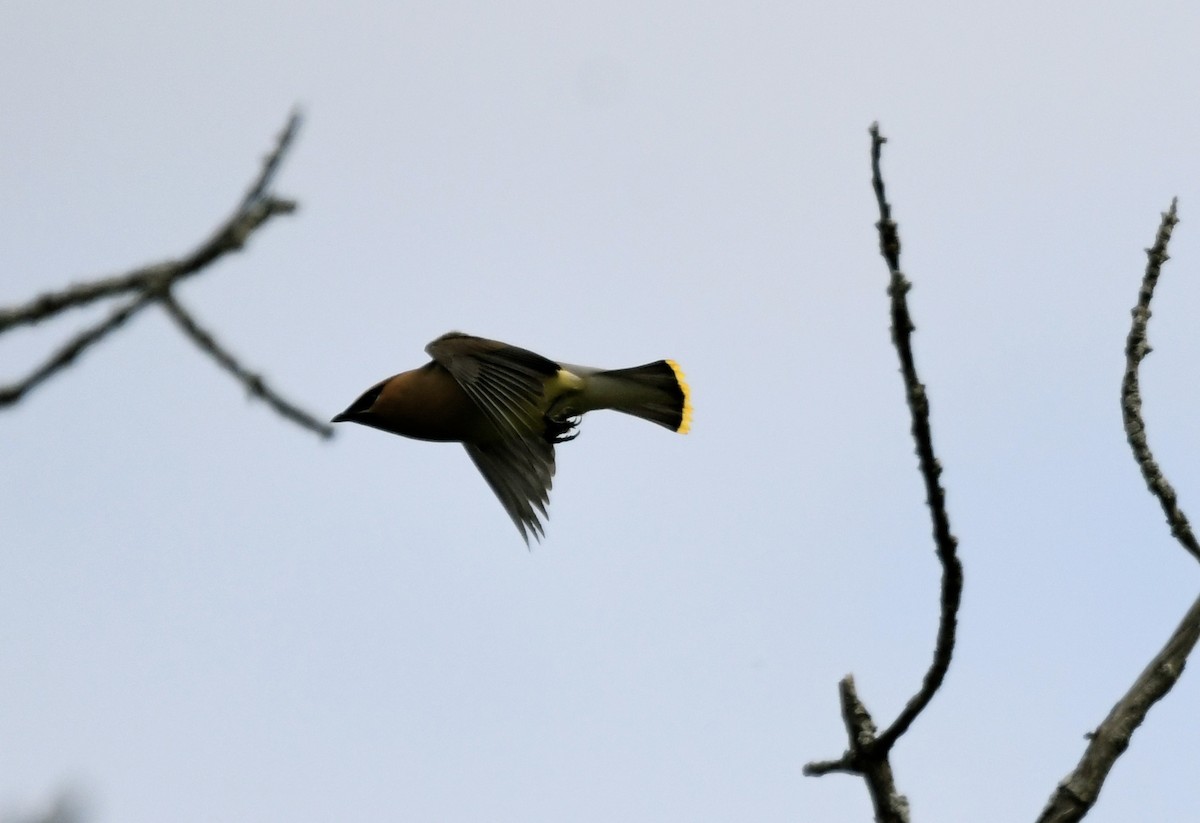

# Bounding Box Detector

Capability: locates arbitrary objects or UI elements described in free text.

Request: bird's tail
[578,359,692,433]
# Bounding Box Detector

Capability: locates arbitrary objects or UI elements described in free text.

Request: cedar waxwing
[332,331,692,543]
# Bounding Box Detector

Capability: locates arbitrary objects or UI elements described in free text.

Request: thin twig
[0,291,158,406]
[0,111,301,336]
[1,111,326,440]
[238,108,303,212]
[0,194,292,337]
[872,123,963,754]
[1036,199,1200,823]
[1118,200,1200,563]
[805,124,963,816]
[0,261,180,334]
[158,290,333,439]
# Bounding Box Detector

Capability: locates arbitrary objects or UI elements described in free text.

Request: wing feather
[428,333,563,542]
[464,438,555,543]
[426,332,559,441]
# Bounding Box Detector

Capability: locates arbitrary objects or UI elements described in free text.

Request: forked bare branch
[805,123,964,822]
[0,110,330,439]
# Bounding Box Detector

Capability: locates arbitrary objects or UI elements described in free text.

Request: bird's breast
[371,365,498,443]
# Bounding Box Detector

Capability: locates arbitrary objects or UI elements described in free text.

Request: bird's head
[331,380,387,424]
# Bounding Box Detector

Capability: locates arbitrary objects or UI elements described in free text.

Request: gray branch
[159,290,333,438]
[1118,201,1200,563]
[0,112,300,335]
[1036,199,1200,822]
[805,123,963,822]
[0,110,329,440]
[0,291,157,406]
[804,676,911,823]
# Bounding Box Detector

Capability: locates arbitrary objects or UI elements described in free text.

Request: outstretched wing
[464,438,555,544]
[427,333,561,542]
[425,332,560,440]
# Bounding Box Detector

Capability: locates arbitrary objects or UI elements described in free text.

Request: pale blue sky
[4,2,1200,821]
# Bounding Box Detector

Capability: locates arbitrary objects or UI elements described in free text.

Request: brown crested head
[331,378,389,424]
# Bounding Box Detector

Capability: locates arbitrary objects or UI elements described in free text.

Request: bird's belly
[400,403,497,442]
[397,375,500,443]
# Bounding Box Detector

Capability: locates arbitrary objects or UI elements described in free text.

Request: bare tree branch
[0,111,328,439]
[237,107,302,212]
[805,123,963,820]
[159,290,333,438]
[804,676,911,823]
[1037,592,1200,822]
[0,112,300,336]
[1118,201,1200,563]
[870,124,963,754]
[1036,199,1200,823]
[0,262,181,334]
[0,292,157,406]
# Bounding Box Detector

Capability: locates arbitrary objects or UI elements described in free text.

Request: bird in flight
[332,332,691,543]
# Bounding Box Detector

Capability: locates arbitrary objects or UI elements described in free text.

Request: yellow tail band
[665,359,693,434]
